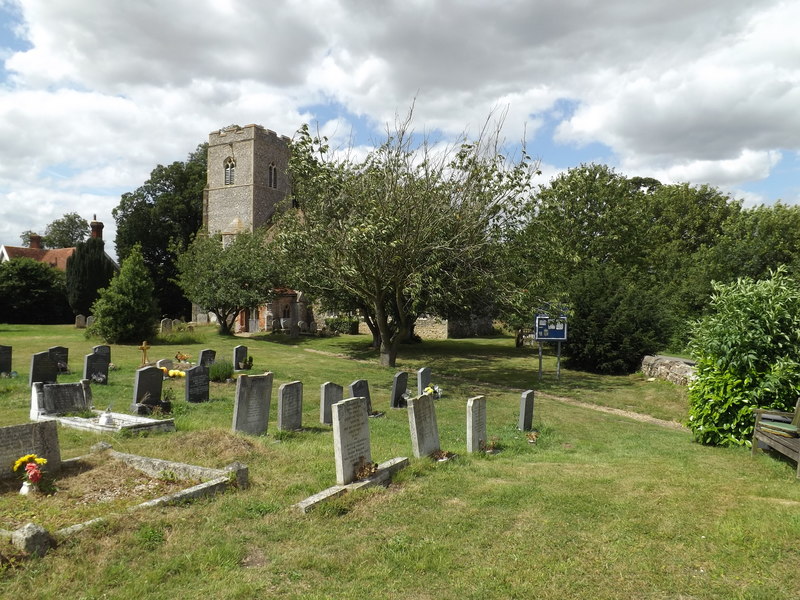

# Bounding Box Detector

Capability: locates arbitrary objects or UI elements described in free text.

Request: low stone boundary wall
[641,355,696,386]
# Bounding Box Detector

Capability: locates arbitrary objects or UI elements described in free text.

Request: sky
[1,0,799,259]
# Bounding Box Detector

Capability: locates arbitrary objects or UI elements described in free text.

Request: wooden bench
[752,399,800,477]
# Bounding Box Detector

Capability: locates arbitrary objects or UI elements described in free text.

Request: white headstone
[466,395,487,453]
[407,394,440,458]
[332,396,371,485]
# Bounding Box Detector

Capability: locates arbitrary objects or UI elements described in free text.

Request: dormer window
[224,157,236,185]
[268,163,277,189]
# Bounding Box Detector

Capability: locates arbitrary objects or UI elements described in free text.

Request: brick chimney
[29,233,42,249]
[90,214,104,240]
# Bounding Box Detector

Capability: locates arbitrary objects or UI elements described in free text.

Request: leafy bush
[688,269,800,446]
[324,316,358,334]
[209,360,234,382]
[0,258,72,324]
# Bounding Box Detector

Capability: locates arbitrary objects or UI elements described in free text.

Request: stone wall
[641,355,696,386]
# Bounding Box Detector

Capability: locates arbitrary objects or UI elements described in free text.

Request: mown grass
[0,324,799,599]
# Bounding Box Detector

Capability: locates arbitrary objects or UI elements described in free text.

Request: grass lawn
[1,324,799,599]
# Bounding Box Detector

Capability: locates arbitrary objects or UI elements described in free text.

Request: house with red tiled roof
[0,219,112,271]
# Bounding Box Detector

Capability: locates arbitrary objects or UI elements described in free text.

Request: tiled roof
[1,246,76,271]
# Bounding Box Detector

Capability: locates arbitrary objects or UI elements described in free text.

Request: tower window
[224,157,236,185]
[268,163,277,189]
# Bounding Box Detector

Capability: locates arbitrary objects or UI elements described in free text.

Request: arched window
[268,163,277,189]
[224,157,236,185]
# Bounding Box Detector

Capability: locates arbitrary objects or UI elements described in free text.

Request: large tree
[276,117,534,366]
[113,143,207,318]
[0,258,72,324]
[176,231,279,335]
[20,212,89,248]
[65,237,117,315]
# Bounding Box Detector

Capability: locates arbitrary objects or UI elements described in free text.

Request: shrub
[209,360,234,382]
[688,269,800,446]
[324,316,358,334]
[0,258,72,324]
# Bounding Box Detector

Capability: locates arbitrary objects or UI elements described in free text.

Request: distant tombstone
[156,359,173,371]
[41,380,91,414]
[309,321,317,334]
[390,372,408,409]
[184,365,209,403]
[132,366,164,409]
[48,346,69,373]
[298,320,308,333]
[408,394,441,458]
[29,351,58,386]
[0,421,61,480]
[83,349,110,385]
[74,314,86,328]
[332,396,371,485]
[196,313,208,325]
[466,395,487,453]
[160,318,172,333]
[320,382,343,425]
[233,345,248,369]
[0,345,11,373]
[417,367,431,396]
[86,315,95,328]
[232,372,273,435]
[198,349,216,367]
[278,381,303,431]
[172,318,181,330]
[349,379,373,414]
[518,390,535,431]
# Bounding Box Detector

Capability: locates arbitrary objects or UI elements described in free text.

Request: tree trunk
[361,308,381,349]
[374,297,398,367]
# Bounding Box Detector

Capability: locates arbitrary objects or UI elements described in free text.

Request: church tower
[204,124,291,236]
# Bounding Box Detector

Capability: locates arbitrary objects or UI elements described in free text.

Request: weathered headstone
[417,367,431,396]
[172,318,181,330]
[390,371,408,409]
[232,372,273,435]
[41,380,92,414]
[407,394,441,458]
[199,348,216,367]
[86,315,95,328]
[320,382,343,425]
[196,313,208,325]
[184,365,209,403]
[233,345,248,369]
[132,366,164,408]
[466,395,487,453]
[74,314,86,328]
[160,318,172,333]
[332,396,371,485]
[0,345,11,373]
[0,421,61,480]
[29,351,58,386]
[48,346,69,373]
[83,349,110,384]
[518,390,535,431]
[349,379,373,414]
[309,321,318,334]
[278,380,303,431]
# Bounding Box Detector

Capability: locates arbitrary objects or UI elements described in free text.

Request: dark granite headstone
[92,345,111,360]
[233,345,248,369]
[198,348,216,367]
[391,372,408,409]
[42,380,91,414]
[184,365,209,403]
[29,351,58,386]
[349,379,373,414]
[48,346,69,373]
[0,345,11,373]
[232,372,273,435]
[132,366,164,409]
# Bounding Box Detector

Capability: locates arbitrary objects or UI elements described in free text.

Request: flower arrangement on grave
[159,367,186,378]
[174,352,190,363]
[423,384,442,399]
[13,453,47,494]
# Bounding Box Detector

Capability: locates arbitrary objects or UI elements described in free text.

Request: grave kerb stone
[332,396,372,485]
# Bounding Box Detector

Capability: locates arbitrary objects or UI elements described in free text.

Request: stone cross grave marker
[48,346,69,373]
[232,372,273,435]
[278,380,303,431]
[349,379,373,414]
[390,371,408,409]
[184,365,209,403]
[320,382,343,425]
[0,421,61,480]
[466,395,487,453]
[132,366,164,410]
[160,318,172,333]
[198,348,216,367]
[408,394,441,458]
[29,351,58,387]
[83,347,110,385]
[332,396,371,485]
[138,341,151,366]
[417,367,431,396]
[233,345,248,369]
[518,390,535,431]
[0,345,11,374]
[74,314,86,328]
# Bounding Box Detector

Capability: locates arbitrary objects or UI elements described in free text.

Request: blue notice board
[534,315,567,341]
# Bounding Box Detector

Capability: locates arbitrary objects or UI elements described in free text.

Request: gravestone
[86,315,95,328]
[417,367,431,396]
[320,382,343,425]
[156,358,173,371]
[29,351,58,386]
[232,372,273,435]
[233,345,248,369]
[83,349,110,384]
[184,365,209,403]
[196,313,208,325]
[309,321,317,334]
[349,379,373,414]
[0,345,11,373]
[332,396,371,485]
[199,348,216,367]
[518,390,535,431]
[466,395,487,453]
[75,314,86,328]
[160,318,172,333]
[41,380,92,414]
[172,318,181,330]
[92,344,111,360]
[132,366,164,409]
[0,421,61,480]
[408,394,441,458]
[278,381,303,431]
[390,372,408,409]
[48,346,69,373]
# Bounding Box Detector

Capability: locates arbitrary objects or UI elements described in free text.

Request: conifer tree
[65,237,117,315]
